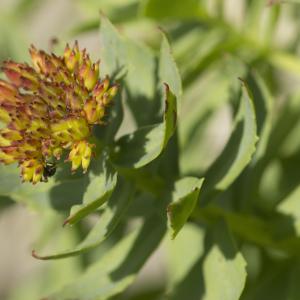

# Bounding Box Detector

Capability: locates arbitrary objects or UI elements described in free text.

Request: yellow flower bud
[20,159,44,184]
[68,140,92,173]
[0,41,118,183]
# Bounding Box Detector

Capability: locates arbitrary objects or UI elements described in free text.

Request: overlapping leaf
[168,222,247,300]
[141,0,206,20]
[64,153,118,225]
[99,15,156,126]
[168,177,204,239]
[109,32,181,169]
[46,215,166,299]
[202,81,258,198]
[112,84,177,168]
[31,179,133,260]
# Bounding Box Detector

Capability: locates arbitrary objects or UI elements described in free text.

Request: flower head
[0,42,118,184]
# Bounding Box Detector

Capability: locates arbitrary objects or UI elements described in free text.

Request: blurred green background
[2,0,300,299]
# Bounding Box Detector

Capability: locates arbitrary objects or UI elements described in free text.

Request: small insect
[41,161,57,182]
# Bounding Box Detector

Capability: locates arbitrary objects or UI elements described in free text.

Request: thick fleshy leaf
[11,179,57,211]
[159,34,182,110]
[141,0,205,20]
[179,57,247,174]
[4,155,115,214]
[32,179,134,259]
[235,72,273,209]
[0,164,60,211]
[46,215,166,300]
[194,204,300,256]
[246,72,273,164]
[277,185,300,219]
[70,1,139,34]
[0,164,22,196]
[277,184,300,236]
[242,260,300,300]
[202,81,258,197]
[179,29,230,87]
[99,15,157,126]
[168,177,204,239]
[169,222,247,300]
[100,20,180,169]
[64,153,118,225]
[269,51,300,77]
[259,92,300,167]
[202,222,247,300]
[112,83,177,168]
[165,224,206,293]
[245,0,280,42]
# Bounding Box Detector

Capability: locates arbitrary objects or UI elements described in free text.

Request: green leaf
[194,205,274,248]
[70,2,139,35]
[140,0,206,20]
[159,34,182,109]
[169,222,247,300]
[246,72,273,164]
[168,177,204,239]
[179,57,247,174]
[194,204,300,256]
[277,184,300,236]
[0,164,22,196]
[111,33,180,169]
[11,180,56,211]
[202,222,247,300]
[32,179,134,259]
[277,184,300,219]
[165,224,206,292]
[2,155,115,215]
[179,29,230,86]
[112,83,177,169]
[234,72,274,209]
[99,15,157,126]
[47,215,166,299]
[65,153,118,225]
[202,81,258,197]
[269,51,300,77]
[242,261,300,300]
[0,164,59,211]
[265,92,300,161]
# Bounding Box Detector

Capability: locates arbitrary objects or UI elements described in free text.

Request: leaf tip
[238,77,246,86]
[62,218,70,227]
[163,82,170,92]
[31,249,45,260]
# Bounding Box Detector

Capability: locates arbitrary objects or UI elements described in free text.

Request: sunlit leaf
[112,84,177,168]
[202,222,247,300]
[169,221,247,300]
[99,15,157,126]
[32,179,134,259]
[168,177,204,239]
[141,0,206,20]
[202,80,258,197]
[165,224,206,292]
[65,153,118,225]
[47,215,166,299]
[159,34,182,109]
[269,51,300,77]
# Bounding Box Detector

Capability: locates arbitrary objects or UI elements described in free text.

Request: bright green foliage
[2,0,300,299]
[168,177,204,239]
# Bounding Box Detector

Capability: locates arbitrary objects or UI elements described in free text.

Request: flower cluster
[0,42,118,184]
